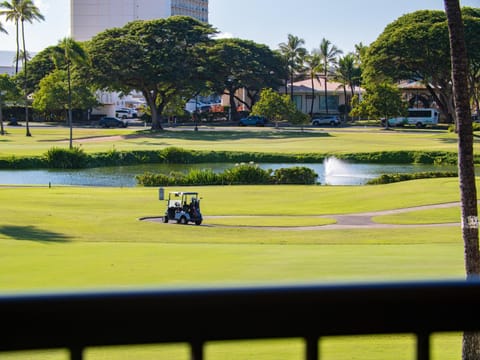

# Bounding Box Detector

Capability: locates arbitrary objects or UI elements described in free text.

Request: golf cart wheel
[163,215,168,223]
[195,220,202,226]
[178,216,188,225]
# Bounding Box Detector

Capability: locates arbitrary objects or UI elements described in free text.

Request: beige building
[71,0,208,42]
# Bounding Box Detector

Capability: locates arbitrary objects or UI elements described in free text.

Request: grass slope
[0,177,471,360]
[0,126,474,156]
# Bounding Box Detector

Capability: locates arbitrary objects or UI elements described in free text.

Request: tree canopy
[87,16,216,130]
[208,38,284,120]
[251,88,308,125]
[350,81,407,127]
[363,7,480,123]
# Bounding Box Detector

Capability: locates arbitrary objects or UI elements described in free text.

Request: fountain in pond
[323,157,362,185]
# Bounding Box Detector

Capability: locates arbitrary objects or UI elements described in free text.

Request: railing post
[416,333,430,360]
[70,346,83,360]
[190,341,204,360]
[305,336,319,360]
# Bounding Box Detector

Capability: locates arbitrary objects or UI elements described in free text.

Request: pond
[0,158,460,187]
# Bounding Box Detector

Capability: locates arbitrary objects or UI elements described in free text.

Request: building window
[318,96,339,112]
[293,95,302,110]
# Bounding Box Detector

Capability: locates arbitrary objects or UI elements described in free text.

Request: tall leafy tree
[208,38,284,120]
[52,37,87,149]
[350,81,407,128]
[0,74,19,135]
[88,16,215,130]
[444,2,480,359]
[315,38,342,114]
[278,34,307,100]
[251,88,307,127]
[18,45,57,92]
[363,8,480,124]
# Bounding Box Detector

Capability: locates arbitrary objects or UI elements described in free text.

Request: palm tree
[336,53,360,98]
[0,0,21,74]
[315,38,342,114]
[304,53,322,116]
[53,37,87,149]
[444,1,480,359]
[7,0,45,136]
[278,34,307,100]
[0,20,7,34]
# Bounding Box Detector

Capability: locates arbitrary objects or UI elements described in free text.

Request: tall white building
[71,0,208,42]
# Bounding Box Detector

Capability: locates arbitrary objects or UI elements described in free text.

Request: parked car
[185,100,210,113]
[115,109,137,119]
[239,116,267,126]
[311,115,341,126]
[98,116,128,128]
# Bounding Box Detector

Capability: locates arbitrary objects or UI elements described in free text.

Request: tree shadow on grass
[129,129,332,143]
[0,225,72,243]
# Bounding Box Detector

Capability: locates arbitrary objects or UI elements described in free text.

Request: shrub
[44,147,88,169]
[160,147,194,163]
[273,166,318,184]
[222,162,272,185]
[367,171,458,185]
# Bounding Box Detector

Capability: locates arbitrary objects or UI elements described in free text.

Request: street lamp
[0,90,5,136]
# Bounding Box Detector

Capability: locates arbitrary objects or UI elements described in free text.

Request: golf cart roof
[169,192,199,196]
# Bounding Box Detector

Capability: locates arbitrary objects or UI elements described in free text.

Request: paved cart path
[142,202,462,231]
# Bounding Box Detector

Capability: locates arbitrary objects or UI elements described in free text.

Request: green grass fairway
[374,207,461,224]
[0,179,467,291]
[0,125,475,156]
[0,178,471,360]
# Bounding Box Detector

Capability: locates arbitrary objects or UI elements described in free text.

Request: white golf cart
[163,192,202,225]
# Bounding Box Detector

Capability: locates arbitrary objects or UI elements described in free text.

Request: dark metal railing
[1,279,480,360]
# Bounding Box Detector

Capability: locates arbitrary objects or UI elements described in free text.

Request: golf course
[0,124,477,359]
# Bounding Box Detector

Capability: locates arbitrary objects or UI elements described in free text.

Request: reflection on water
[0,161,460,187]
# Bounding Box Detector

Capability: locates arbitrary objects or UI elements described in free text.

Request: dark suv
[239,116,267,126]
[98,117,128,128]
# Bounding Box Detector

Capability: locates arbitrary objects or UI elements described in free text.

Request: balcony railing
[1,279,480,360]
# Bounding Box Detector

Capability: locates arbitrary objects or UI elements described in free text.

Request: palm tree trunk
[323,70,329,114]
[15,20,19,74]
[21,20,31,137]
[444,0,480,358]
[0,94,4,135]
[310,73,315,116]
[67,61,73,149]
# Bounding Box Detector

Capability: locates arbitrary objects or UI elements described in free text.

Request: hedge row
[366,171,458,185]
[0,146,468,170]
[136,163,319,186]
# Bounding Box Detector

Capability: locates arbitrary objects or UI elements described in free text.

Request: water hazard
[0,158,459,187]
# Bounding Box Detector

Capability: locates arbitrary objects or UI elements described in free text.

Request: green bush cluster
[273,166,318,184]
[338,151,459,165]
[44,147,88,169]
[0,156,45,169]
[367,171,458,185]
[0,146,468,170]
[136,163,319,186]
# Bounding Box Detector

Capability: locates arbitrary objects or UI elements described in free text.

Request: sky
[0,0,479,54]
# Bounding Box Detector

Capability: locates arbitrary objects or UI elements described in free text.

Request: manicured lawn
[374,207,461,224]
[0,125,475,156]
[0,143,472,360]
